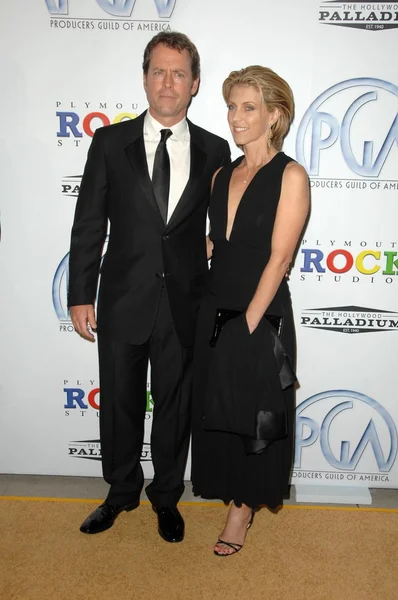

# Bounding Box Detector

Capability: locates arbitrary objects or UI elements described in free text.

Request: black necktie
[152,128,172,224]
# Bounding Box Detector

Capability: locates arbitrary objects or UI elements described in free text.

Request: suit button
[162,235,169,240]
[155,272,162,278]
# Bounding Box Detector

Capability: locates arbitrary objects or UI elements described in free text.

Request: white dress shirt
[143,111,191,223]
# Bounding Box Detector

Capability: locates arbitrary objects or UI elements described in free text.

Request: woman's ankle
[230,502,252,520]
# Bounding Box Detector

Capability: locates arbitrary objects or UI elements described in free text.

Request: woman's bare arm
[245,162,310,333]
[206,167,223,260]
[206,235,214,260]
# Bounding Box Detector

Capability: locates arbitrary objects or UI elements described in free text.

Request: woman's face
[227,84,277,147]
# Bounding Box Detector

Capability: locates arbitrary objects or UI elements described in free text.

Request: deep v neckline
[225,153,281,242]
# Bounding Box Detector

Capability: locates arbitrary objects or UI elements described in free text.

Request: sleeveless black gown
[191,152,296,510]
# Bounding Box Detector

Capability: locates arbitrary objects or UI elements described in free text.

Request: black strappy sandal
[214,539,243,556]
[213,509,255,557]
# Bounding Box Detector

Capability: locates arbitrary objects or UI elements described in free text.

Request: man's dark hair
[142,31,201,80]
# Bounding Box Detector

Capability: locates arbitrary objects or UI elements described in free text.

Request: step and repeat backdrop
[0,1,397,493]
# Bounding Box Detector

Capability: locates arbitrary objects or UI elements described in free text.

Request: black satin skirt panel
[191,293,296,510]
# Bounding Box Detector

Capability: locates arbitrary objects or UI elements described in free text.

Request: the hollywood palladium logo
[68,439,152,461]
[68,439,102,460]
[301,306,398,334]
[62,175,81,198]
[318,1,398,30]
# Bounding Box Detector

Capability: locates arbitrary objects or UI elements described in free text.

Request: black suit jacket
[68,111,231,346]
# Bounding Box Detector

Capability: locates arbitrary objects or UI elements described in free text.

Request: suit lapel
[124,114,208,229]
[166,121,207,230]
[124,114,165,225]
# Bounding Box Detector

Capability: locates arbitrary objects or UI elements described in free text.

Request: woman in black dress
[191,66,309,556]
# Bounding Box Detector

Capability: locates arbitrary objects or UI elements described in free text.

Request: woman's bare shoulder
[284,160,308,182]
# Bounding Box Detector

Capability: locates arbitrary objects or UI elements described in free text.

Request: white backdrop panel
[0,0,397,489]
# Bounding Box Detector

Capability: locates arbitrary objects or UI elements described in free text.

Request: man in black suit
[68,31,230,542]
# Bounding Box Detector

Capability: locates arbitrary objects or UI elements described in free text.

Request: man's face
[143,44,199,126]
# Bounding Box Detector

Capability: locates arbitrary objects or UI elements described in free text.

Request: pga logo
[296,78,397,178]
[53,251,71,322]
[45,0,176,18]
[53,237,108,322]
[294,390,398,473]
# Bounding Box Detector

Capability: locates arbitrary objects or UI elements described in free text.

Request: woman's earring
[267,125,273,148]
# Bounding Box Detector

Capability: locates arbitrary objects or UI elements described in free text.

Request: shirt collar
[144,111,190,144]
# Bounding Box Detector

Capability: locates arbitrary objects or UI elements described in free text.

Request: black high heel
[213,509,255,557]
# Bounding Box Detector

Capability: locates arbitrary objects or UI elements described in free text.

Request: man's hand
[70,304,97,342]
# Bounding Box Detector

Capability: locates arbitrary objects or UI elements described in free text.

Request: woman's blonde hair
[222,65,294,151]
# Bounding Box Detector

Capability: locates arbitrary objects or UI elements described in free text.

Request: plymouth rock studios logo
[56,101,139,147]
[64,381,101,416]
[63,380,154,417]
[65,381,154,461]
[318,1,398,30]
[298,238,398,285]
[45,0,176,31]
[301,306,398,333]
[293,390,398,483]
[296,78,397,185]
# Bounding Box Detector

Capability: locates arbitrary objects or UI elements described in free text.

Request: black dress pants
[98,284,193,508]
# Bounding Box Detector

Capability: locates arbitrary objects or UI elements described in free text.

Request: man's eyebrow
[151,67,188,73]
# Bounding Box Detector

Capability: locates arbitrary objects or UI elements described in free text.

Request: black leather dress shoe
[80,500,139,534]
[152,506,184,543]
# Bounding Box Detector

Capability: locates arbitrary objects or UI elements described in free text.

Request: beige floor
[2,501,397,600]
[0,474,397,509]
